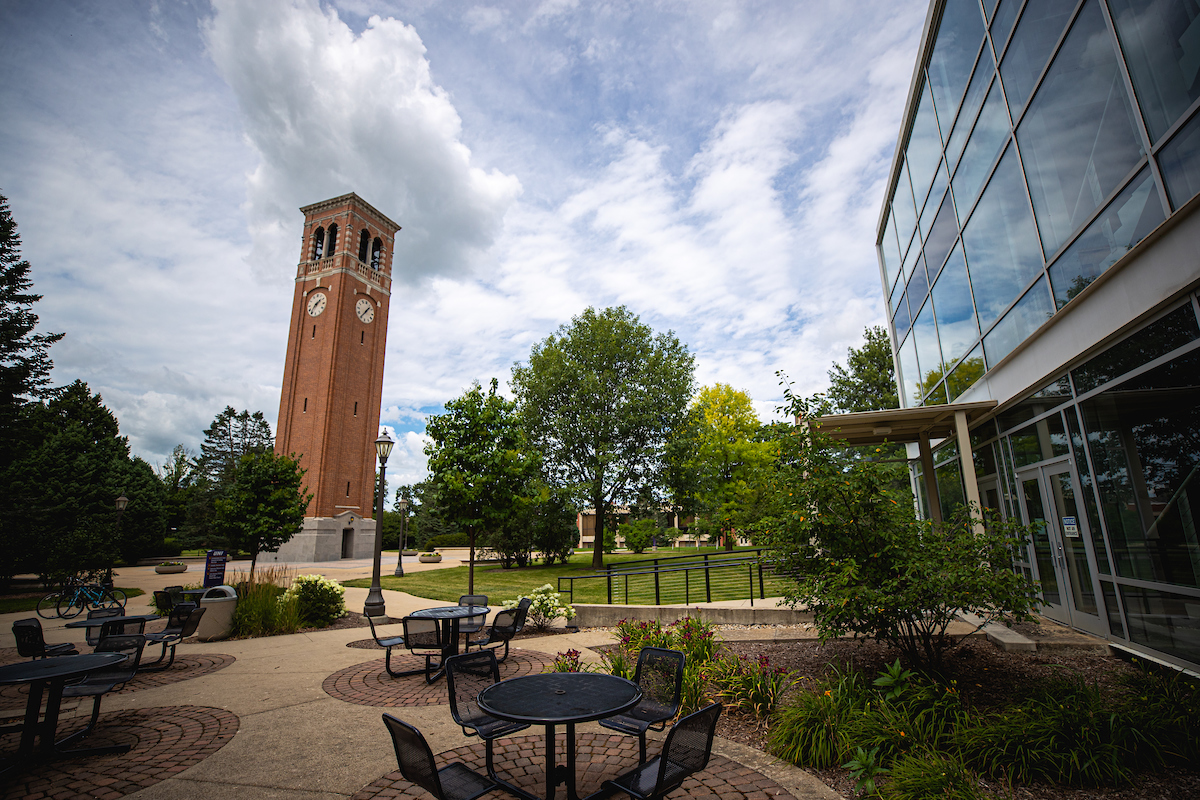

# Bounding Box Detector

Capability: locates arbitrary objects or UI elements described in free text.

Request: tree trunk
[591,495,605,570]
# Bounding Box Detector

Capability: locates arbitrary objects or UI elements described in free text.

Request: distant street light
[393,498,408,577]
[364,432,394,618]
[108,493,128,586]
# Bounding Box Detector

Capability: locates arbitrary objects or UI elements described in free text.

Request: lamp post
[364,431,394,618]
[107,493,128,587]
[393,498,408,577]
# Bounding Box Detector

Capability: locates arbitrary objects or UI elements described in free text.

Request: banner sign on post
[204,550,228,587]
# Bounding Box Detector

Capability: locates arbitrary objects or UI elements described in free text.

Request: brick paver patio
[325,649,555,707]
[1,705,239,799]
[352,731,799,800]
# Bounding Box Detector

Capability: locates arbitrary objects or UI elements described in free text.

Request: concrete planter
[418,554,442,563]
[402,550,419,557]
[155,564,187,574]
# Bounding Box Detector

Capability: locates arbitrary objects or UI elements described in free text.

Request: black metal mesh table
[477,672,642,800]
[411,605,489,664]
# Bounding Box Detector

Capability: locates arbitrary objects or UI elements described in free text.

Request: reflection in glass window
[1000,0,1079,119]
[1017,0,1145,257]
[924,194,960,274]
[913,297,944,399]
[919,162,949,241]
[951,82,1011,215]
[902,235,923,282]
[947,344,986,400]
[1071,303,1200,393]
[983,276,1055,364]
[1066,406,1114,575]
[946,62,993,173]
[881,214,903,290]
[1159,109,1200,209]
[1109,0,1200,143]
[928,0,987,131]
[1049,169,1166,309]
[983,0,999,21]
[931,246,980,365]
[894,160,919,255]
[907,85,945,207]
[990,0,1020,55]
[893,283,911,338]
[899,334,921,407]
[962,147,1044,329]
[1079,346,1200,590]
[907,253,930,306]
[1119,584,1200,663]
[1010,412,1069,469]
[935,446,966,519]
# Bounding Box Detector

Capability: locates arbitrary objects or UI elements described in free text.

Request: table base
[490,724,617,800]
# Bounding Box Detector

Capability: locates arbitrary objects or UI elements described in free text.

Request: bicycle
[35,578,126,619]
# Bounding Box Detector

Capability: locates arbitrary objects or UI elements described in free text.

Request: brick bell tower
[265,193,400,563]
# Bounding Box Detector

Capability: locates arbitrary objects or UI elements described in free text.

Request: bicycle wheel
[57,590,86,618]
[100,589,126,610]
[37,593,63,619]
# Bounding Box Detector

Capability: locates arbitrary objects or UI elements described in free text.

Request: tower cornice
[300,192,402,233]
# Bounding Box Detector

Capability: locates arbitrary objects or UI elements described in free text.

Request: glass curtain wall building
[878,0,1200,670]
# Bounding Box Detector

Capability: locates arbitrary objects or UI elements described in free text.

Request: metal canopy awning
[805,400,998,525]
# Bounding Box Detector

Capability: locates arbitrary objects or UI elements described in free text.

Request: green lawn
[344,548,784,605]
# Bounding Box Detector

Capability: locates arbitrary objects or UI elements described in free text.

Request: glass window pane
[1119,584,1200,663]
[1000,0,1078,119]
[893,283,912,337]
[1159,108,1200,209]
[990,0,1020,55]
[983,0,999,21]
[931,245,980,364]
[898,333,921,407]
[982,276,1055,363]
[919,161,949,241]
[881,213,903,290]
[1010,412,1069,468]
[913,297,945,399]
[894,160,919,255]
[962,146,1044,328]
[951,82,1011,213]
[1017,0,1146,257]
[907,252,930,306]
[1108,0,1200,142]
[929,0,987,130]
[924,382,950,405]
[1071,303,1200,393]
[1066,406,1113,576]
[907,84,945,208]
[1049,168,1165,309]
[924,193,960,273]
[947,344,986,400]
[946,62,994,172]
[1100,581,1124,637]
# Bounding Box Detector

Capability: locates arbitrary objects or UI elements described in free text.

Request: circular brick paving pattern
[1,704,238,799]
[0,648,235,713]
[351,731,799,800]
[325,649,555,707]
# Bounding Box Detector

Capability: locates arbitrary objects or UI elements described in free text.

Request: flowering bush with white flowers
[285,574,346,626]
[505,584,575,631]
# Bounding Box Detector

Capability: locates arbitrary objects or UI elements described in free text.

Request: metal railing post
[654,568,660,605]
[607,571,613,605]
[704,554,711,603]
[758,563,765,598]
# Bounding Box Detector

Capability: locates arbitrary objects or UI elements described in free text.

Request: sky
[0,0,927,488]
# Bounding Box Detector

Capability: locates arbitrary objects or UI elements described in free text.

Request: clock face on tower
[306,292,327,316]
[355,298,375,323]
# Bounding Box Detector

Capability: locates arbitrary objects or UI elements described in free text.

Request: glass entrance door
[1017,463,1103,634]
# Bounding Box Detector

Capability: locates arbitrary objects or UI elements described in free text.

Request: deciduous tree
[216,449,311,578]
[512,306,695,569]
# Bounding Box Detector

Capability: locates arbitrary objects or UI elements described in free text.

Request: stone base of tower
[259,512,378,564]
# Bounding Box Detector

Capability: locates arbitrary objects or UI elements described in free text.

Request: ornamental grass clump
[707,654,793,719]
[284,574,346,627]
[769,665,870,769]
[229,565,300,638]
[882,751,982,800]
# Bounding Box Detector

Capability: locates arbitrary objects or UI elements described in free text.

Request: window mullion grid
[1097,0,1171,216]
[990,0,1029,64]
[1065,403,1119,578]
[1005,0,1088,131]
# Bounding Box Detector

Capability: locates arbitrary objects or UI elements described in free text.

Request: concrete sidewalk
[1,559,840,800]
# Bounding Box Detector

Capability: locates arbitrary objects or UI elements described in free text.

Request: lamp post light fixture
[393,498,408,577]
[364,431,394,618]
[108,493,128,587]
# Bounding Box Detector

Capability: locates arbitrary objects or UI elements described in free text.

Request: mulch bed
[715,637,1200,800]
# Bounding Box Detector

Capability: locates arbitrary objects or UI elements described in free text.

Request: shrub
[1119,657,1200,767]
[614,618,674,653]
[506,584,575,631]
[670,616,718,664]
[285,574,346,627]
[707,654,793,719]
[618,518,658,553]
[883,752,982,800]
[770,666,869,768]
[425,532,471,548]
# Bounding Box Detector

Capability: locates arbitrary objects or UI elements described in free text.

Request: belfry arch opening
[312,226,325,259]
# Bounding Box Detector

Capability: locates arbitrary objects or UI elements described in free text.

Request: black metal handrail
[558,551,784,606]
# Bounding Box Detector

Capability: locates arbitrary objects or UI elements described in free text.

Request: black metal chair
[466,607,520,663]
[152,589,175,614]
[83,607,125,647]
[366,615,416,679]
[599,647,686,763]
[382,714,497,800]
[513,597,532,634]
[445,650,530,789]
[457,595,489,645]
[97,617,147,644]
[403,616,449,683]
[58,634,147,755]
[12,618,78,660]
[141,605,205,671]
[164,585,185,606]
[602,702,723,800]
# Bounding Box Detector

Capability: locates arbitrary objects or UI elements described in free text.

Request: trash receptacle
[196,585,238,641]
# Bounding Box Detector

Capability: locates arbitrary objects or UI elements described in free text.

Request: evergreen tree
[826,326,898,413]
[186,407,274,549]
